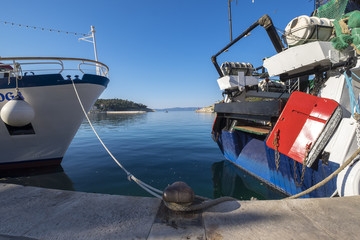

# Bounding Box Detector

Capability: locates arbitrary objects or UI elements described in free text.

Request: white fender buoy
[1,96,35,127]
[337,161,360,197]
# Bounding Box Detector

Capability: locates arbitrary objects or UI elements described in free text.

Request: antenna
[79,26,100,75]
[228,0,252,42]
[228,0,233,41]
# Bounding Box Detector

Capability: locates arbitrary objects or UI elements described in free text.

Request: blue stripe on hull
[217,130,339,198]
[0,73,109,89]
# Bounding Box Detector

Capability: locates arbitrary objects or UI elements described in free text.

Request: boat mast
[91,26,100,75]
[79,26,100,75]
[228,0,254,42]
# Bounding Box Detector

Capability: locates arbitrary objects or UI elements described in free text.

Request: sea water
[0,111,284,200]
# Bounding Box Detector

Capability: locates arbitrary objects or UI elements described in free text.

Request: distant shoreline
[195,104,214,113]
[106,111,147,114]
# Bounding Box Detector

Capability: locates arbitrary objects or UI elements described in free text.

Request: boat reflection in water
[212,160,287,200]
[0,165,74,191]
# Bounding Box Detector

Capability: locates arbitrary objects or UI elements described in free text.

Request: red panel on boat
[266,91,339,163]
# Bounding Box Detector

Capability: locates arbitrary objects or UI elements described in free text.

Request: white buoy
[1,95,35,127]
[337,161,360,196]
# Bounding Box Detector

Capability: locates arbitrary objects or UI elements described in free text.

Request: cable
[0,20,87,37]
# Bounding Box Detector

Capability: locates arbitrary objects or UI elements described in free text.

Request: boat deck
[0,183,359,240]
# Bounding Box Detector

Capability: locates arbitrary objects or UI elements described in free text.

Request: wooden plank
[233,125,270,135]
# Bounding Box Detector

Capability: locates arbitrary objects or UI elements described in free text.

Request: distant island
[93,99,215,113]
[94,98,154,112]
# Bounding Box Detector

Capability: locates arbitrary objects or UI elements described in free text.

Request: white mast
[79,25,100,75]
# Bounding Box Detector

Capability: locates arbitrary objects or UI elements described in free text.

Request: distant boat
[211,1,360,198]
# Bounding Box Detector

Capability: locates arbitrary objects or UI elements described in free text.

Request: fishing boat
[0,27,109,170]
[211,0,360,197]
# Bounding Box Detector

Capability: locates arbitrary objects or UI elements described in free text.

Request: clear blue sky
[0,0,314,108]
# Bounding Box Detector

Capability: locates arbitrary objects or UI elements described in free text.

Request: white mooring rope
[70,80,163,199]
[72,78,360,201]
[70,80,237,211]
[72,78,360,202]
[287,147,360,199]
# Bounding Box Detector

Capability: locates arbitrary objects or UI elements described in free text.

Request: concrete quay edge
[1,183,360,240]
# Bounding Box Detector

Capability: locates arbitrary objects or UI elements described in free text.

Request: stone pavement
[1,183,359,240]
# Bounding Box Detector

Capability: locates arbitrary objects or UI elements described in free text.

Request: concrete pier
[1,183,360,240]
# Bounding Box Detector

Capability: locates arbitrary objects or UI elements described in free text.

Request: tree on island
[94,98,151,111]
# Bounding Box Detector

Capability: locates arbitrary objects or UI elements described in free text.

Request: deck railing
[287,78,300,94]
[0,57,109,78]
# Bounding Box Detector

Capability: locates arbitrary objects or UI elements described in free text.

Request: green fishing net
[331,10,360,51]
[346,10,360,26]
[315,0,349,19]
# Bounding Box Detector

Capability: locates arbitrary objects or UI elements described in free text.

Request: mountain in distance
[154,107,200,112]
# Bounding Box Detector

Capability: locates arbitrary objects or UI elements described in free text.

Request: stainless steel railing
[0,57,109,78]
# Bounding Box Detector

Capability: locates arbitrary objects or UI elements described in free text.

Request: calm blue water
[0,111,284,200]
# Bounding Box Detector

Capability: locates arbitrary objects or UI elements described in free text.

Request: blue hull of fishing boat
[217,130,339,198]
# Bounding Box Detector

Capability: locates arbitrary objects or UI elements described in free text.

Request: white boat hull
[0,77,107,169]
